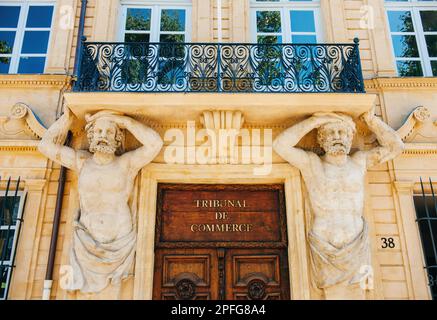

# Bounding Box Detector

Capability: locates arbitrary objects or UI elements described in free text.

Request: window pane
[21,31,50,54]
[392,35,419,57]
[257,35,282,44]
[125,33,150,43]
[0,6,20,28]
[160,9,186,32]
[26,6,54,28]
[126,8,151,31]
[159,34,185,43]
[425,35,437,57]
[0,230,15,261]
[421,11,437,32]
[18,57,46,73]
[290,11,315,32]
[292,35,317,43]
[0,57,11,74]
[432,61,437,76]
[257,11,281,33]
[396,60,423,76]
[0,197,20,224]
[0,32,16,54]
[1,267,11,299]
[387,11,414,32]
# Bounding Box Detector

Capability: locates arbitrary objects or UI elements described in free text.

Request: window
[0,2,54,74]
[120,2,191,43]
[414,179,437,300]
[0,187,26,300]
[386,0,437,76]
[250,1,322,88]
[250,0,322,44]
[119,1,191,86]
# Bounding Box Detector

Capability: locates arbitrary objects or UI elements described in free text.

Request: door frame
[133,163,310,300]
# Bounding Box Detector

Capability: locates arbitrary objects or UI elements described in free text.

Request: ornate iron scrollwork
[247,279,266,300]
[74,41,365,93]
[175,279,196,300]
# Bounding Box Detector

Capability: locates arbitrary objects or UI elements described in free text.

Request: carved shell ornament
[200,110,245,131]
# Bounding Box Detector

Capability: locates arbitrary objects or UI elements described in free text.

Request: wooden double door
[153,248,290,300]
[152,184,291,300]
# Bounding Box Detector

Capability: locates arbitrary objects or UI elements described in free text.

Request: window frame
[413,190,437,300]
[385,0,437,76]
[250,0,323,43]
[118,1,192,43]
[0,0,55,74]
[0,190,26,300]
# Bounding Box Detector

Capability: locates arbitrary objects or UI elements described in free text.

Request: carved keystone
[200,110,245,131]
[200,110,245,164]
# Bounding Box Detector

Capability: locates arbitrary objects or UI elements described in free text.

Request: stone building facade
[0,0,436,300]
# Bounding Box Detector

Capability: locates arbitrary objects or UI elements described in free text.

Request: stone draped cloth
[68,219,136,293]
[308,220,370,289]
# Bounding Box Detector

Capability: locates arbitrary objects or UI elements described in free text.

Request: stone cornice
[24,179,47,191]
[0,140,39,152]
[0,74,72,89]
[393,180,415,194]
[402,143,437,155]
[365,77,437,90]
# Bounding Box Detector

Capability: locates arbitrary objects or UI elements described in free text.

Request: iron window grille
[0,178,26,300]
[414,178,437,300]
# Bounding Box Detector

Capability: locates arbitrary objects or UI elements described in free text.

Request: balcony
[73,40,365,94]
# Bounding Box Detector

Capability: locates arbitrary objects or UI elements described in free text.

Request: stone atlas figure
[273,109,404,299]
[39,109,163,296]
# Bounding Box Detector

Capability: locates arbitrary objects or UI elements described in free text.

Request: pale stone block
[382,281,409,299]
[381,266,406,281]
[377,252,404,266]
[371,197,395,210]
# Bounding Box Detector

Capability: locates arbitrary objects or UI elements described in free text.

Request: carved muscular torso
[77,155,135,243]
[303,153,367,248]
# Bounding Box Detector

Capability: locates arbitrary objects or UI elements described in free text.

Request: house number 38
[381,237,396,249]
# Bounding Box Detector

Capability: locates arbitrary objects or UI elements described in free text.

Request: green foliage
[125,10,150,31]
[160,10,185,32]
[123,9,186,84]
[256,11,281,33]
[0,41,12,65]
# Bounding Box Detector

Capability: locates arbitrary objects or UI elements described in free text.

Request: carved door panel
[225,249,290,300]
[153,249,219,300]
[153,184,291,300]
[153,248,290,300]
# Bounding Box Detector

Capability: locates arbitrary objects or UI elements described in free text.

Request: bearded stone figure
[273,109,404,299]
[39,109,163,297]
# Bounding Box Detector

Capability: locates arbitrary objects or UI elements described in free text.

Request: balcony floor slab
[64,92,376,126]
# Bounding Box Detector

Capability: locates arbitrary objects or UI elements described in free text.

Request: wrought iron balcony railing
[74,39,365,93]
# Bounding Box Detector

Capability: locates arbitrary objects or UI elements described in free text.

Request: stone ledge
[64,92,376,127]
[0,74,72,89]
[365,77,437,90]
[403,143,437,155]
